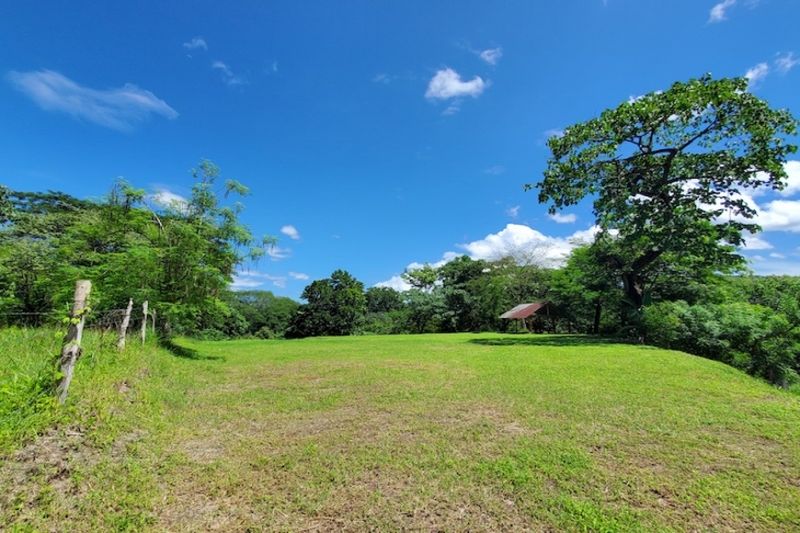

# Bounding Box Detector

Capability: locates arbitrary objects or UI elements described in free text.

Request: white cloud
[425,68,487,100]
[708,0,736,23]
[775,52,799,74]
[280,224,300,240]
[442,101,461,116]
[375,275,412,292]
[543,128,565,140]
[212,61,245,86]
[7,69,178,131]
[740,233,772,250]
[777,160,800,197]
[149,189,188,211]
[745,62,769,88]
[183,37,207,51]
[289,271,309,280]
[459,224,597,267]
[478,47,503,65]
[230,275,264,289]
[267,246,291,261]
[506,205,520,218]
[769,252,786,259]
[232,271,289,290]
[375,224,606,291]
[549,212,577,224]
[752,199,800,232]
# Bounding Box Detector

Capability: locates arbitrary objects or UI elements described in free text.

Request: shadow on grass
[468,335,629,348]
[158,338,225,361]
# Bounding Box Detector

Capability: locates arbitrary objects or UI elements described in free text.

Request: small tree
[533,75,797,310]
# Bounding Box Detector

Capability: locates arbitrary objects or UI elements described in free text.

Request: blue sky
[1,0,798,297]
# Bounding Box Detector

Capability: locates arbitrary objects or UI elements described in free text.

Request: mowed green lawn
[3,333,800,531]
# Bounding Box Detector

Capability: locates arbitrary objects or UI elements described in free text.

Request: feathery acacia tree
[532,75,797,310]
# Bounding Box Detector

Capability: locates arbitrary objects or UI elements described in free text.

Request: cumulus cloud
[375,275,412,292]
[778,160,800,197]
[703,162,800,233]
[149,189,188,211]
[459,224,599,266]
[478,47,503,65]
[549,212,577,224]
[375,224,603,290]
[6,69,178,131]
[425,68,487,100]
[745,62,769,88]
[212,61,245,86]
[751,199,800,232]
[280,225,300,240]
[183,36,208,51]
[708,0,736,23]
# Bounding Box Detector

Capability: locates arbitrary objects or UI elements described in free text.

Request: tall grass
[0,327,154,453]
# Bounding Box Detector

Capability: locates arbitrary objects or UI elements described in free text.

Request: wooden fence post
[117,298,133,350]
[56,280,91,404]
[140,300,149,344]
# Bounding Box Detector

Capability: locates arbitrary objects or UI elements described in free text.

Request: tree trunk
[622,273,645,310]
[593,300,602,335]
[56,280,91,404]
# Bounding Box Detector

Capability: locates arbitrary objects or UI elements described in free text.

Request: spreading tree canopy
[532,75,797,309]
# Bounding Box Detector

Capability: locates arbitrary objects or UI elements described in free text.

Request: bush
[643,301,799,387]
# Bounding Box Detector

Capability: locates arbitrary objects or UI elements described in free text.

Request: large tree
[287,270,366,337]
[533,75,797,309]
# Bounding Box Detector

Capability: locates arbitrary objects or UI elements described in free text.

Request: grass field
[2,332,800,531]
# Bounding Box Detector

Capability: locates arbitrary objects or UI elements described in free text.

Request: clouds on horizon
[7,69,178,131]
[377,223,600,291]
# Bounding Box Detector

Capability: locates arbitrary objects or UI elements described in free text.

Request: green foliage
[287,270,367,337]
[0,160,271,335]
[225,290,299,338]
[534,75,798,308]
[643,301,799,387]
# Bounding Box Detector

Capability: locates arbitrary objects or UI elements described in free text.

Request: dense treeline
[283,257,800,388]
[0,161,273,335]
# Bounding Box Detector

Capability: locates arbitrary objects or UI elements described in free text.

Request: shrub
[643,301,799,387]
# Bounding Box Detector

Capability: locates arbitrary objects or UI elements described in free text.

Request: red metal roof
[500,302,547,319]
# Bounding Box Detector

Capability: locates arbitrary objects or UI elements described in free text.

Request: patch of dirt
[0,425,148,524]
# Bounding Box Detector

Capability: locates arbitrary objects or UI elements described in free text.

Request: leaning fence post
[117,298,133,350]
[140,300,149,344]
[56,280,92,404]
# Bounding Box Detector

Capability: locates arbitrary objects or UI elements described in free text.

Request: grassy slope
[2,333,800,531]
